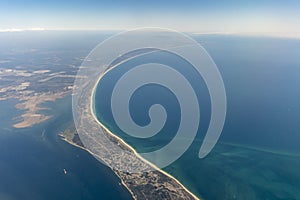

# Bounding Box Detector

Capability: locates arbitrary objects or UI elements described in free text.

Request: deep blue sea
[95,35,300,199]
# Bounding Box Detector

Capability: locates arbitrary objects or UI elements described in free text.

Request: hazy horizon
[1,0,300,38]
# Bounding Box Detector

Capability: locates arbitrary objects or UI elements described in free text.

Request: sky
[1,0,300,37]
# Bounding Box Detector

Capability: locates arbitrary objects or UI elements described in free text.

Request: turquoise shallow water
[94,36,300,199]
[0,96,132,200]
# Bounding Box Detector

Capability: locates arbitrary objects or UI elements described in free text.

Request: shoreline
[88,71,200,200]
[95,121,200,200]
[58,134,137,200]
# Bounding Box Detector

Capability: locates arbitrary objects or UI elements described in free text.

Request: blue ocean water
[198,35,300,153]
[94,35,300,199]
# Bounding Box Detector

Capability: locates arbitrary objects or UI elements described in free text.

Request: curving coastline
[60,115,200,199]
[70,47,201,199]
[87,70,200,199]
